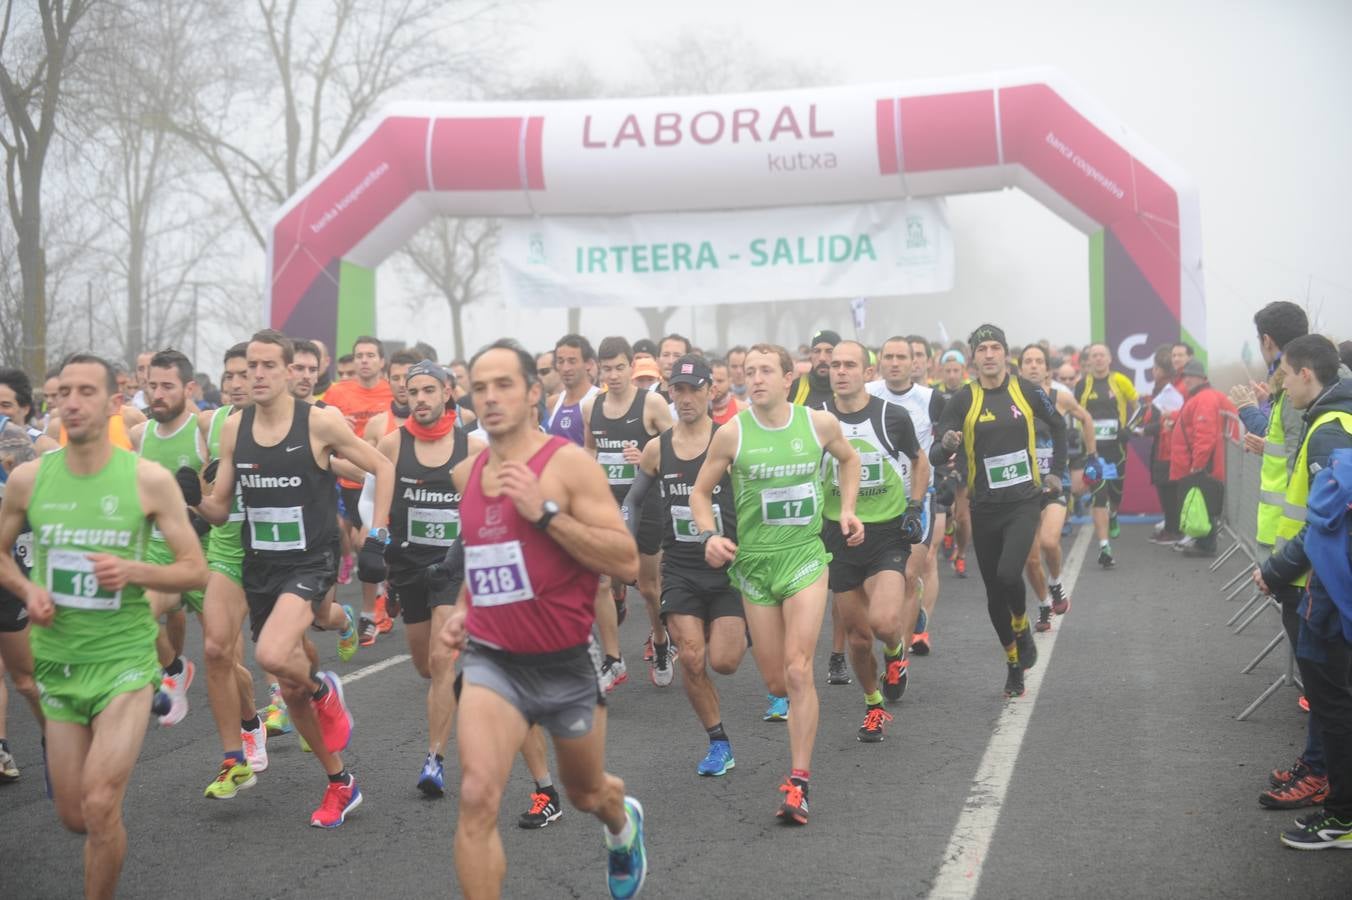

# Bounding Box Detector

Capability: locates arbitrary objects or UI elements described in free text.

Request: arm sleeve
[1189,394,1220,473]
[886,403,921,460]
[619,468,655,537]
[928,391,947,426]
[1028,379,1067,477]
[929,386,970,467]
[1237,405,1270,436]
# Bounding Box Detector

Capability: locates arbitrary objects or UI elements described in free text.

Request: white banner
[497,199,953,308]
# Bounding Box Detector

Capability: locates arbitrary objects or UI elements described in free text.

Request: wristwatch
[534,500,560,531]
[368,526,390,544]
[696,529,718,545]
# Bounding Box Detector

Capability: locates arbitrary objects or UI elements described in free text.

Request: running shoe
[1035,605,1053,633]
[417,754,445,797]
[0,742,18,782]
[1003,662,1026,698]
[763,694,789,722]
[1015,625,1038,671]
[776,777,809,825]
[882,651,908,702]
[519,786,563,829]
[242,722,269,773]
[1279,812,1352,850]
[953,557,967,578]
[312,671,354,754]
[158,659,195,727]
[606,797,648,899]
[1172,536,1195,553]
[311,776,362,828]
[384,590,401,620]
[827,652,852,685]
[375,595,394,634]
[337,553,354,585]
[1149,530,1184,545]
[263,703,293,736]
[1260,773,1329,809]
[857,706,894,743]
[1050,583,1071,616]
[914,607,928,638]
[1108,514,1120,539]
[1097,546,1116,569]
[650,647,674,688]
[643,633,654,662]
[697,740,735,776]
[203,758,256,799]
[910,632,932,656]
[942,531,955,560]
[600,657,628,694]
[1271,758,1313,788]
[337,605,359,662]
[358,616,378,648]
[1299,695,1310,713]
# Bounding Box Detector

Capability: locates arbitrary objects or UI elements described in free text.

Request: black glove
[934,473,957,508]
[899,499,925,544]
[422,540,464,595]
[175,465,203,506]
[357,535,388,584]
[189,510,212,538]
[202,458,220,485]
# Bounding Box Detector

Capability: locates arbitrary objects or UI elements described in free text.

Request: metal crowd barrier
[1210,410,1301,721]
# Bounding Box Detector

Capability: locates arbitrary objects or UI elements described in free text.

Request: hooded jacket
[1168,380,1240,481]
[1260,378,1352,590]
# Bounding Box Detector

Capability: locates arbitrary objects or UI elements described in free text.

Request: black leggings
[971,498,1041,647]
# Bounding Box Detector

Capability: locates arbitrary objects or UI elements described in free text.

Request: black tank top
[589,389,655,503]
[388,425,468,570]
[658,427,736,567]
[235,398,337,558]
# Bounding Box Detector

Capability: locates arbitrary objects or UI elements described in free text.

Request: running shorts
[729,541,831,607]
[660,567,744,622]
[387,565,460,626]
[0,588,28,633]
[459,640,604,738]
[822,519,910,593]
[34,648,160,726]
[242,547,338,641]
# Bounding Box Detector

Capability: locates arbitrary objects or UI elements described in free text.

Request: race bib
[408,507,460,547]
[48,549,121,611]
[833,451,886,489]
[983,449,1033,489]
[671,504,722,542]
[597,451,636,486]
[465,541,534,606]
[246,506,306,552]
[228,489,246,523]
[1035,445,1054,475]
[761,482,817,526]
[13,531,33,572]
[1093,418,1119,441]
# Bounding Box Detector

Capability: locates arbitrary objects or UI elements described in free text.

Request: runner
[934,350,971,582]
[546,334,600,446]
[196,330,394,827]
[821,341,928,743]
[867,336,948,654]
[322,336,395,642]
[1075,343,1139,568]
[1018,344,1098,631]
[583,337,673,687]
[709,358,741,425]
[363,349,419,445]
[375,360,481,796]
[128,350,212,728]
[0,353,207,898]
[622,355,747,774]
[726,346,749,401]
[931,325,1066,698]
[691,342,864,824]
[442,339,647,899]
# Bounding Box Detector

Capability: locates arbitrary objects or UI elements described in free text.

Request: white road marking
[343,653,413,684]
[927,525,1093,900]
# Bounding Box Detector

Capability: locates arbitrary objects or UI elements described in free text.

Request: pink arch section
[267,68,1202,512]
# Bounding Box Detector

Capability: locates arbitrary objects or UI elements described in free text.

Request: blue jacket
[1304,447,1352,645]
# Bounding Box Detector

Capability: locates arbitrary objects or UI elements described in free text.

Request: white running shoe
[159,659,195,727]
[600,657,628,694]
[242,722,269,773]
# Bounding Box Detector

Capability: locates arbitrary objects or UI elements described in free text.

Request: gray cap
[1180,358,1206,378]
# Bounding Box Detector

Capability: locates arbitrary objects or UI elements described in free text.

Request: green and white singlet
[730,404,824,549]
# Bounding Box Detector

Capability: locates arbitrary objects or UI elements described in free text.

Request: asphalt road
[1,524,1347,899]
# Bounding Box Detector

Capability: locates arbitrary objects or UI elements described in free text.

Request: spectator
[1142,345,1182,542]
[1168,358,1239,557]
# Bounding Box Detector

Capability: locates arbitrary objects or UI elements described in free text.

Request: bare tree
[0,0,94,376]
[168,0,504,250]
[403,218,497,362]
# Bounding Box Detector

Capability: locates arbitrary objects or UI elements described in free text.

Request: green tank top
[731,404,824,551]
[28,448,154,663]
[206,406,244,563]
[139,414,205,544]
[823,397,910,523]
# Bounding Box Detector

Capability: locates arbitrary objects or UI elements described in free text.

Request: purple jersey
[546,386,598,446]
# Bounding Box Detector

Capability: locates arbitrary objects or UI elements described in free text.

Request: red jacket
[1169,383,1240,481]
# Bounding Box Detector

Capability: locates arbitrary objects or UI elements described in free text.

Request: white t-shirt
[865,379,936,485]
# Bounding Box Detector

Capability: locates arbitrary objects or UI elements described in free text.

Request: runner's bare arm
[313,410,395,530]
[644,391,673,435]
[329,456,369,482]
[499,444,638,582]
[0,459,40,606]
[363,412,386,446]
[1057,390,1098,456]
[195,414,238,525]
[127,421,146,452]
[580,396,597,454]
[108,461,208,593]
[690,419,737,535]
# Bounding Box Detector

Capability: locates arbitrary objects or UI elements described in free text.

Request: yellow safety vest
[963,378,1041,490]
[1255,392,1291,547]
[1275,409,1352,586]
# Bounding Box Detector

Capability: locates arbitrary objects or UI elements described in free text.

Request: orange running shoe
[777,777,809,824]
[375,595,394,634]
[953,557,967,578]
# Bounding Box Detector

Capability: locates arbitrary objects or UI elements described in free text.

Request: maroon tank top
[460,436,600,653]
